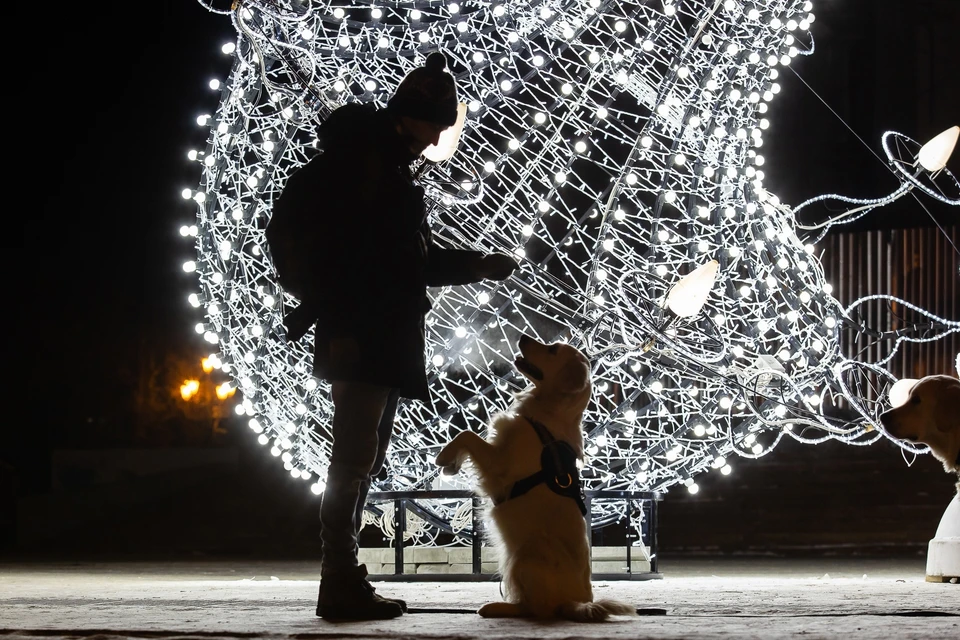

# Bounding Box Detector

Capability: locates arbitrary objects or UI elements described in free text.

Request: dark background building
[5,0,958,559]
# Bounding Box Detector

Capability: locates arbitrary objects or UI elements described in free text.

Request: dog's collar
[498,416,588,517]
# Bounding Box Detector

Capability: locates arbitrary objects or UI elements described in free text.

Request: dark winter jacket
[289,103,483,402]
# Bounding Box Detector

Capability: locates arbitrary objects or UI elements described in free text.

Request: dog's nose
[519,334,531,347]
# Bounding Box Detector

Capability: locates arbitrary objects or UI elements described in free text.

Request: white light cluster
[184,0,958,540]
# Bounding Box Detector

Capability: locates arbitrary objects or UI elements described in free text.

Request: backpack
[265,151,333,302]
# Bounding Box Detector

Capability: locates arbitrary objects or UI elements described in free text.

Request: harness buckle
[503,416,589,518]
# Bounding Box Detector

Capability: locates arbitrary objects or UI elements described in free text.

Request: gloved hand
[475,253,520,280]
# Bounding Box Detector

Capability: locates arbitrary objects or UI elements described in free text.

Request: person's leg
[320,380,391,574]
[352,389,407,611]
[354,389,400,529]
[318,381,401,620]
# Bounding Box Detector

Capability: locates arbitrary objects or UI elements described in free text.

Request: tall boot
[316,564,402,621]
[319,465,364,575]
[318,468,402,620]
[354,478,407,612]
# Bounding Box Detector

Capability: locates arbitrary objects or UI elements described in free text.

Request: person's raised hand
[476,253,519,280]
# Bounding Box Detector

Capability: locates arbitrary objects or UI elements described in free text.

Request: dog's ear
[556,357,590,395]
[934,376,960,432]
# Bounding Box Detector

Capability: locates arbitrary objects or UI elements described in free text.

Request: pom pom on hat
[424,51,448,72]
[387,52,458,127]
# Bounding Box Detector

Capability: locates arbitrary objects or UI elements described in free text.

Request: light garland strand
[183,0,958,540]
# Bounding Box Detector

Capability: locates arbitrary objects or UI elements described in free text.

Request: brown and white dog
[879,374,960,486]
[436,334,635,621]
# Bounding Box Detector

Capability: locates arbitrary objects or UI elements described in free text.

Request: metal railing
[366,490,663,581]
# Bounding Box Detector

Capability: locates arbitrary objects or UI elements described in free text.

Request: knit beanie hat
[387,52,458,127]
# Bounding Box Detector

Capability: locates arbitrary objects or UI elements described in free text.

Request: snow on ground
[1,556,957,639]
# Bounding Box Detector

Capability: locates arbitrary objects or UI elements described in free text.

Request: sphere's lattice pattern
[186,0,958,536]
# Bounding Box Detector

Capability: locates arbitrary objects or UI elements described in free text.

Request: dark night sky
[11,1,959,485]
[11,2,237,481]
[28,1,233,332]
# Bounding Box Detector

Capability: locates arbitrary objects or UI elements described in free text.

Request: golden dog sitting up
[436,334,636,621]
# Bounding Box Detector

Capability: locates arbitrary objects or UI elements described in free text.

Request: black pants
[320,381,399,576]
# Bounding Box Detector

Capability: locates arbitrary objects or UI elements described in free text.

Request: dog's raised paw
[434,446,461,475]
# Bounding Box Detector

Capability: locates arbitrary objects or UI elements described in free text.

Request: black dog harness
[503,417,588,516]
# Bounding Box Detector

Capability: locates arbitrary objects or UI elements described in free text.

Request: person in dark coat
[299,52,519,620]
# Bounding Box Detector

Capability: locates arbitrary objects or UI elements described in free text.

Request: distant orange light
[215,382,236,400]
[180,379,200,401]
[201,357,214,373]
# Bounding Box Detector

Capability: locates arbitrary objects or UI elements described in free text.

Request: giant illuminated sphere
[184,0,959,536]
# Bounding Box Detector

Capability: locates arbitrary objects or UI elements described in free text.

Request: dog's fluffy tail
[557,599,637,622]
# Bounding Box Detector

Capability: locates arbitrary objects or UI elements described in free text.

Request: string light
[791,127,959,242]
[185,0,958,540]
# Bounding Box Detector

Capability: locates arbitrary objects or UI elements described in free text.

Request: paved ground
[1,556,957,639]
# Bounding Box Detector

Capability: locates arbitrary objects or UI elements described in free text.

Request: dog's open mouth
[515,357,543,380]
